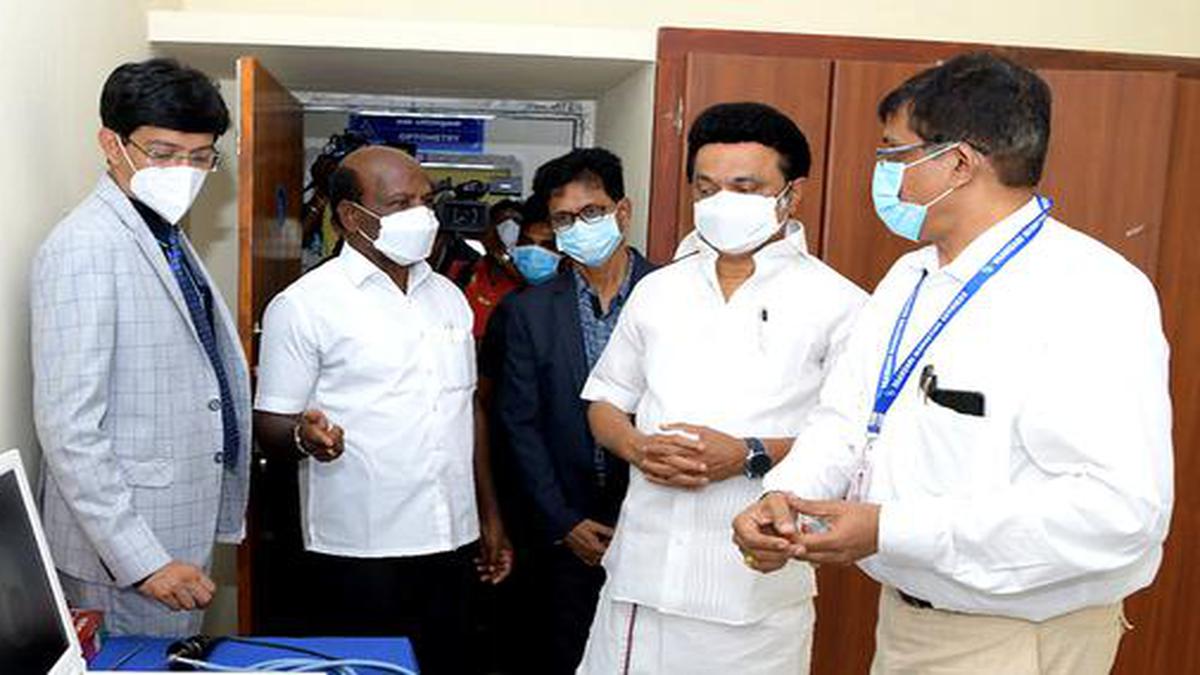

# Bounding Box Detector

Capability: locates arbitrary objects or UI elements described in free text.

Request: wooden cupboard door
[670,53,833,257]
[1037,69,1175,276]
[821,59,930,292]
[235,56,304,634]
[1114,75,1200,675]
[813,58,929,675]
[237,56,304,366]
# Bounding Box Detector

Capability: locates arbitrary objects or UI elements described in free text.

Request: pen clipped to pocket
[920,365,986,417]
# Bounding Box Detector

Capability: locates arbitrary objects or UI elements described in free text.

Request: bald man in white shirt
[254,147,510,675]
[734,53,1173,675]
[578,102,866,675]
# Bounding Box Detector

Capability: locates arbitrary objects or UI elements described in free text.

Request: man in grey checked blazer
[30,59,250,636]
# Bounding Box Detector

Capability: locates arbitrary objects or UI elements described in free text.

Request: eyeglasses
[874,141,944,161]
[125,138,221,171]
[548,204,613,233]
[875,140,983,163]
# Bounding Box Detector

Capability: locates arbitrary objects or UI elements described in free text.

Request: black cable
[221,636,340,661]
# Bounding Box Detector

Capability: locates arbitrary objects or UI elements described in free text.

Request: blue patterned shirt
[573,252,635,485]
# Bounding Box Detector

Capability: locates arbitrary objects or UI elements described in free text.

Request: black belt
[897,589,934,609]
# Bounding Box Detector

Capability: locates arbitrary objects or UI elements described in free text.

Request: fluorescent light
[422,162,500,170]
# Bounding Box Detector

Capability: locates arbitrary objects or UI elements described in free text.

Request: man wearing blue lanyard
[733,52,1173,674]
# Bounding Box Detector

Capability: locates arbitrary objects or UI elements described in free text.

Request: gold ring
[743,552,756,567]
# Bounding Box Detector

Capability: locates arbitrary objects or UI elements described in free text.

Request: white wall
[595,64,656,251]
[185,78,240,307]
[0,1,150,480]
[0,5,243,635]
[153,0,1200,58]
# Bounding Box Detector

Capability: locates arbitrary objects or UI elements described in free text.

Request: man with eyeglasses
[496,148,655,673]
[31,58,250,636]
[576,103,865,674]
[733,53,1172,674]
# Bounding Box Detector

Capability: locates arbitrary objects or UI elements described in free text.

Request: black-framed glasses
[125,138,221,171]
[549,204,614,233]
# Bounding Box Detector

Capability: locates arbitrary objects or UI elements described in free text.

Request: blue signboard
[348,114,486,154]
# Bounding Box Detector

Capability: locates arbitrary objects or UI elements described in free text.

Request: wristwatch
[743,437,772,479]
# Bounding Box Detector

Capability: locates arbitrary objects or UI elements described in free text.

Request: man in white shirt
[733,53,1173,675]
[578,103,866,674]
[254,146,510,675]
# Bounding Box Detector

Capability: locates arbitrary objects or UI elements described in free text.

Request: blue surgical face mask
[871,143,959,241]
[555,212,623,268]
[512,244,562,285]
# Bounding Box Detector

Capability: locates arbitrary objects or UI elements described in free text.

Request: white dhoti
[577,585,814,675]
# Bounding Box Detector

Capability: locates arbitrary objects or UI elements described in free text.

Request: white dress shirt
[764,197,1174,621]
[582,224,867,624]
[255,244,479,558]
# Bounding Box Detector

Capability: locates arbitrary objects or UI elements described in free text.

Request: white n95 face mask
[354,203,440,265]
[693,189,787,255]
[496,218,520,251]
[121,142,208,225]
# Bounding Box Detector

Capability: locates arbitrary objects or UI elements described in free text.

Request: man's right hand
[297,409,345,462]
[732,491,803,574]
[630,432,709,489]
[564,519,615,566]
[137,561,216,611]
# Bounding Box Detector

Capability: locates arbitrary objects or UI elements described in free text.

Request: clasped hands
[731,491,881,571]
[630,423,747,488]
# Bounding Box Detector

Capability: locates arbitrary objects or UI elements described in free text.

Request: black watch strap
[744,437,772,478]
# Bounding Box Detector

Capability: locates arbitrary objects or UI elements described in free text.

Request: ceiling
[154,42,650,99]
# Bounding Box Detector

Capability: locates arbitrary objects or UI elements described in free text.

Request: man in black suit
[498,148,656,673]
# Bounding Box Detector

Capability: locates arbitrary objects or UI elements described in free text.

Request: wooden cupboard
[648,27,1200,675]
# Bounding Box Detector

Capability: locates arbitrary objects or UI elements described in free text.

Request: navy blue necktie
[164,229,240,470]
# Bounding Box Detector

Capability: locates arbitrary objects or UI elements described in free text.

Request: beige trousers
[872,587,1128,675]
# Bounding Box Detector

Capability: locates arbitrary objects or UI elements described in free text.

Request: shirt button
[213,452,224,465]
[207,397,221,411]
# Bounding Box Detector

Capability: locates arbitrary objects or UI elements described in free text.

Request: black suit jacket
[496,249,656,545]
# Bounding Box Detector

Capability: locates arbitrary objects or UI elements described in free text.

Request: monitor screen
[0,471,71,674]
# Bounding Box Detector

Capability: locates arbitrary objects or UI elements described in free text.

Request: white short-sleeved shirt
[582,224,868,625]
[764,197,1174,621]
[255,244,479,558]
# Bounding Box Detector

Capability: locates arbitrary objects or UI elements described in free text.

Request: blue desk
[89,636,418,673]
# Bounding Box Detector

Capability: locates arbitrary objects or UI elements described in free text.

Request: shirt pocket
[434,326,476,391]
[758,316,820,395]
[911,400,993,496]
[119,457,174,488]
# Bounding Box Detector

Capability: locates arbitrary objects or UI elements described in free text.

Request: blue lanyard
[868,196,1053,435]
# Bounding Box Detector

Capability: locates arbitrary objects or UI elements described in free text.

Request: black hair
[328,165,363,230]
[878,52,1051,187]
[521,192,549,226]
[686,102,812,182]
[100,58,230,137]
[533,148,625,204]
[489,199,524,224]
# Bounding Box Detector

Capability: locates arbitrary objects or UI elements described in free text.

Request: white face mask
[693,188,788,255]
[120,141,208,225]
[496,218,520,251]
[352,203,440,266]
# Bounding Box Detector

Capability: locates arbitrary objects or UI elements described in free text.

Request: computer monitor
[0,449,85,675]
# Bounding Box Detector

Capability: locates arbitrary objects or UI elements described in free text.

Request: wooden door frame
[235,58,257,636]
[235,56,305,635]
[648,27,1200,262]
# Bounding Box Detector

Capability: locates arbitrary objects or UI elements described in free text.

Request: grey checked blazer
[31,173,251,591]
